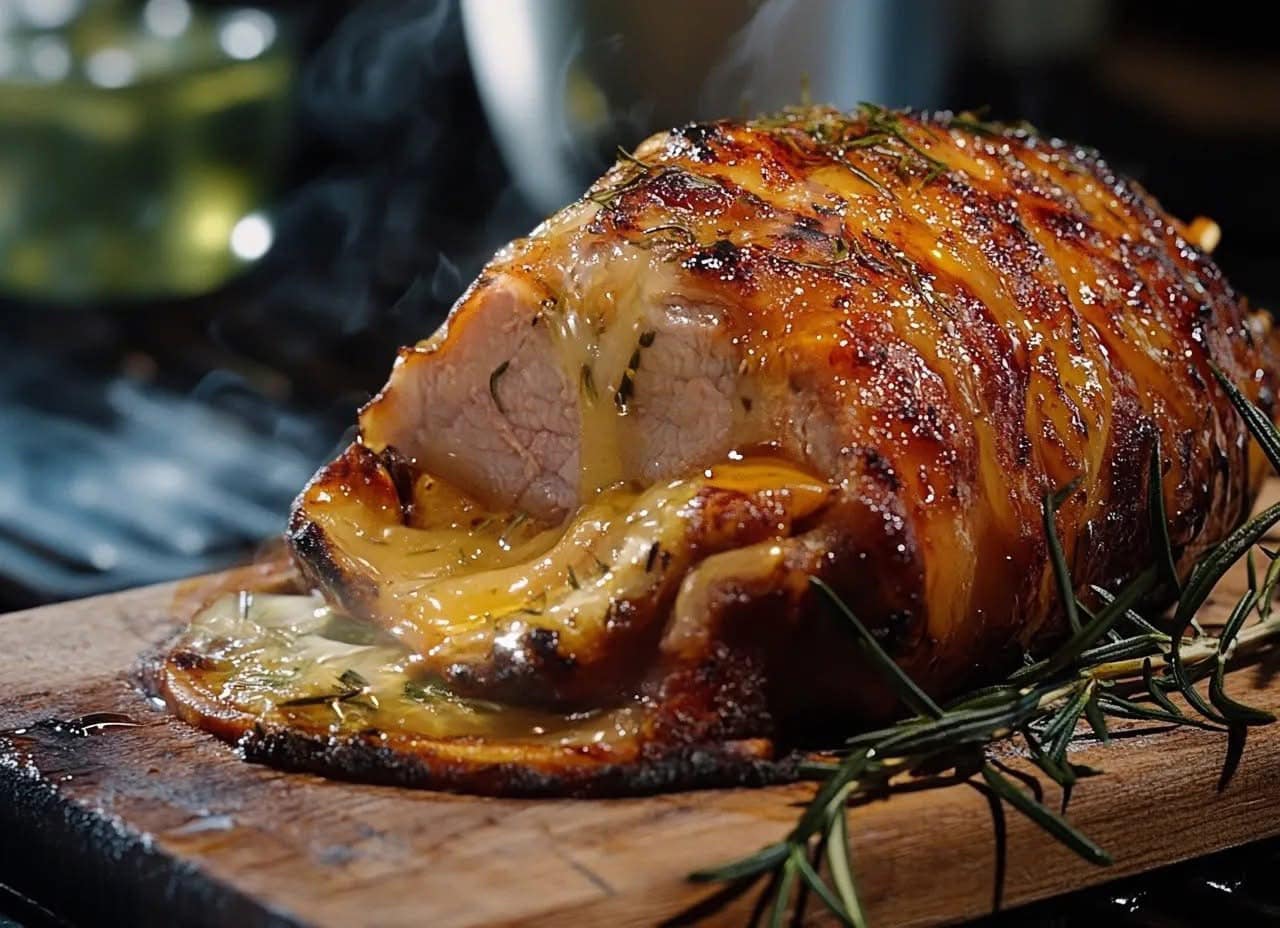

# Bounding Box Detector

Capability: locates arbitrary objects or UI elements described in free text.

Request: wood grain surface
[2,483,1279,928]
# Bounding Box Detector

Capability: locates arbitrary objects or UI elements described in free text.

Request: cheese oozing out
[175,456,831,742]
[303,456,832,673]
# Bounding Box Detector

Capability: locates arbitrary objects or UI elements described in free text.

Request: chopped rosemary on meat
[614,331,657,413]
[489,360,511,414]
[588,147,655,206]
[614,145,651,171]
[855,101,949,186]
[692,368,1280,924]
[947,110,1004,138]
[614,365,637,412]
[566,565,581,590]
[945,106,1040,139]
[497,510,529,551]
[841,163,892,199]
[641,224,697,246]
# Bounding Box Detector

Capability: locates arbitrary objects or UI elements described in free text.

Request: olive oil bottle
[0,0,293,301]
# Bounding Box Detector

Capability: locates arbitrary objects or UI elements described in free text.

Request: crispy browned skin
[168,107,1277,794]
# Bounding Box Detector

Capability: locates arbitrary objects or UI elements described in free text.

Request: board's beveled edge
[0,747,305,928]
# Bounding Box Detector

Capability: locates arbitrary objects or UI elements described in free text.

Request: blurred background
[1,0,1278,610]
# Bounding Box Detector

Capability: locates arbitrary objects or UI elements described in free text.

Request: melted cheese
[542,244,672,499]
[172,591,641,744]
[309,456,827,667]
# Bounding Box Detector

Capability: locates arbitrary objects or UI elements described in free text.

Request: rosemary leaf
[812,577,942,719]
[689,842,790,883]
[1168,634,1230,726]
[1089,585,1167,638]
[790,845,856,927]
[1209,588,1274,724]
[1022,726,1075,790]
[790,752,870,842]
[981,763,1112,866]
[841,163,892,199]
[1044,682,1092,763]
[614,146,650,170]
[826,809,868,928]
[1148,434,1179,591]
[1143,657,1184,719]
[948,113,1004,137]
[1210,666,1276,725]
[1211,365,1280,475]
[1083,691,1110,744]
[843,132,891,149]
[945,683,1028,712]
[1219,587,1260,653]
[1044,483,1082,634]
[1078,633,1166,665]
[1259,550,1280,621]
[845,695,1044,757]
[1176,500,1280,629]
[1097,692,1220,732]
[1013,566,1154,683]
[769,858,799,928]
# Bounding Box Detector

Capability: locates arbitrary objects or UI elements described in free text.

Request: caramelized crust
[363,106,1275,701]
[164,107,1278,794]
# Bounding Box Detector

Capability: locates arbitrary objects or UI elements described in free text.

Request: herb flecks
[588,148,654,207]
[642,224,697,247]
[855,102,950,187]
[497,511,530,552]
[946,108,1040,139]
[614,331,656,413]
[279,667,372,711]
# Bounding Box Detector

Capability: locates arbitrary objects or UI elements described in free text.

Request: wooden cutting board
[3,483,1280,928]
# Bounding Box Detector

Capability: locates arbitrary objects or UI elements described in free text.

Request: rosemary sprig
[692,366,1280,923]
[855,102,949,186]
